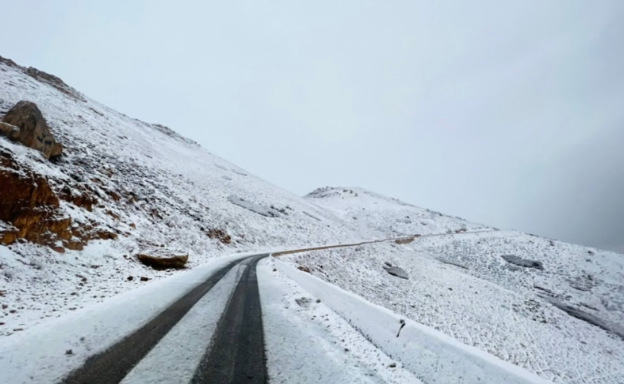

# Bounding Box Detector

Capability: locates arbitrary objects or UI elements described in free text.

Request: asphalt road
[191,254,268,383]
[60,253,269,384]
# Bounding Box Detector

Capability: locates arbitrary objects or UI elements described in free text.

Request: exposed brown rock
[137,250,188,270]
[0,122,20,140]
[206,228,232,244]
[24,67,86,102]
[0,226,18,245]
[297,266,311,273]
[0,148,67,244]
[1,101,62,159]
[59,185,97,212]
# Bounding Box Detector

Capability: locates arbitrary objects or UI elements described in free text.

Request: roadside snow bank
[274,257,553,384]
[0,252,255,384]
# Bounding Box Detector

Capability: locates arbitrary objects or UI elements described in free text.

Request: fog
[2,0,623,252]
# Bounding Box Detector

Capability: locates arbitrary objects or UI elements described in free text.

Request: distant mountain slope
[306,186,490,237]
[293,186,624,384]
[0,55,358,335]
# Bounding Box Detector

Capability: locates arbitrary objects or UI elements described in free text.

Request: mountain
[1,54,624,384]
[0,55,359,336]
[297,186,624,383]
[306,186,491,238]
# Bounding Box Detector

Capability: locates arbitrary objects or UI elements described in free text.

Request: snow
[258,258,423,384]
[120,263,244,384]
[0,58,361,335]
[274,257,553,384]
[295,187,624,383]
[1,56,624,384]
[0,253,254,384]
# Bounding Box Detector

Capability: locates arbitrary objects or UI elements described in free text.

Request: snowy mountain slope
[0,55,360,336]
[287,188,624,384]
[306,186,491,238]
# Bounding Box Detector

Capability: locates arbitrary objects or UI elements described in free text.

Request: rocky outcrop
[0,147,117,248]
[501,255,544,270]
[0,148,69,245]
[137,250,189,270]
[383,262,409,279]
[205,228,232,244]
[1,101,63,159]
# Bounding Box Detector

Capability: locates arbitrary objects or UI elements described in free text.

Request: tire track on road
[60,255,261,384]
[191,254,268,384]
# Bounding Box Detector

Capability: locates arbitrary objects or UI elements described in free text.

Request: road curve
[59,254,266,384]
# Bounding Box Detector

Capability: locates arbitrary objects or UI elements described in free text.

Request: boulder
[1,101,62,159]
[501,255,544,270]
[0,122,20,140]
[383,263,409,279]
[137,250,188,270]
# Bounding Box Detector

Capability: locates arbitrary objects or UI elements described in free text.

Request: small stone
[389,363,396,368]
[140,276,150,282]
[127,276,134,281]
[316,299,321,303]
[65,349,73,355]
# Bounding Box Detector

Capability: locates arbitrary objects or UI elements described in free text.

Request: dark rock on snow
[1,101,62,159]
[501,255,544,270]
[137,250,189,270]
[383,263,409,279]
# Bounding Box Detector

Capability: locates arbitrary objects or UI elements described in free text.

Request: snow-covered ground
[285,188,624,384]
[2,55,624,384]
[306,187,491,238]
[0,57,361,335]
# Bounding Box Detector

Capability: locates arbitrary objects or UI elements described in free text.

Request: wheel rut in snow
[59,255,261,384]
[191,254,268,384]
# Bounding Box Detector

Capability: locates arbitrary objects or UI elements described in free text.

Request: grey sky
[2,1,624,252]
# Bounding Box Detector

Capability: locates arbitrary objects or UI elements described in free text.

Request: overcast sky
[2,1,623,252]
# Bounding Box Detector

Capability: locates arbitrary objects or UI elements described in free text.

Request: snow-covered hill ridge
[0,55,360,336]
[289,186,624,383]
[306,186,491,237]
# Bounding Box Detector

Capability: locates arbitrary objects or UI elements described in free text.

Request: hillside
[296,187,624,384]
[306,186,491,238]
[1,54,624,384]
[0,55,359,336]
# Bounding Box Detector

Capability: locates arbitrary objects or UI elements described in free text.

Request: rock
[0,122,20,139]
[0,148,70,245]
[205,228,232,244]
[541,296,624,340]
[0,223,18,245]
[1,101,62,159]
[137,250,188,270]
[501,255,544,270]
[127,276,134,281]
[383,264,409,279]
[297,266,311,273]
[140,276,150,282]
[295,297,312,308]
